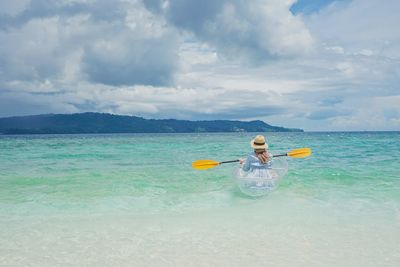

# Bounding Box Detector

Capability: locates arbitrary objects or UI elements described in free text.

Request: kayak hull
[235,157,288,197]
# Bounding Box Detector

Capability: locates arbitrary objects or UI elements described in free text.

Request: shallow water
[1,132,399,266]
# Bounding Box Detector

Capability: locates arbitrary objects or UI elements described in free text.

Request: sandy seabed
[2,198,399,267]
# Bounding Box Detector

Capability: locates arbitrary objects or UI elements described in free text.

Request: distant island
[0,113,303,134]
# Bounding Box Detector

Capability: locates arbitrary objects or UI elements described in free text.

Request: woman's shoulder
[246,152,259,162]
[247,152,257,158]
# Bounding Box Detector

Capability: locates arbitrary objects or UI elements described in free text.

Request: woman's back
[242,152,272,172]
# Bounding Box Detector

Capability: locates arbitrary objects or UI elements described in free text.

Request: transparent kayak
[235,157,288,197]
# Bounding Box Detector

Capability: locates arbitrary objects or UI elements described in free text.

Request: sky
[0,0,399,131]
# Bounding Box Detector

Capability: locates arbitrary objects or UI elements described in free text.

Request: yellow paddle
[192,147,312,170]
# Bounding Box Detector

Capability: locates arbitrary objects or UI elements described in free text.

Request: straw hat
[251,135,268,149]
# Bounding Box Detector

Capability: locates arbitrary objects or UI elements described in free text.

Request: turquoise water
[1,132,399,266]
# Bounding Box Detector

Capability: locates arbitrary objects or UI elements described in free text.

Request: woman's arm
[242,155,252,172]
[266,152,273,168]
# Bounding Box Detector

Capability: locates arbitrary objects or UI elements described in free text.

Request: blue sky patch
[290,0,339,15]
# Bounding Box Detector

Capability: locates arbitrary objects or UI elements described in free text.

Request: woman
[240,135,272,175]
[238,134,276,194]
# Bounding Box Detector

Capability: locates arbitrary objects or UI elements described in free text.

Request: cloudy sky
[0,0,399,131]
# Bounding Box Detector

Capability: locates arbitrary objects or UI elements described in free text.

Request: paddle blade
[192,159,220,170]
[287,148,312,158]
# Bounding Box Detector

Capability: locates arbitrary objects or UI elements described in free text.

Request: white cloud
[306,0,400,59]
[325,46,345,54]
[356,49,374,57]
[161,0,314,62]
[0,0,180,87]
[336,62,354,76]
[0,0,399,131]
[0,0,30,16]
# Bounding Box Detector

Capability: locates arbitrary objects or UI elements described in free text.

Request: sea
[0,132,399,266]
